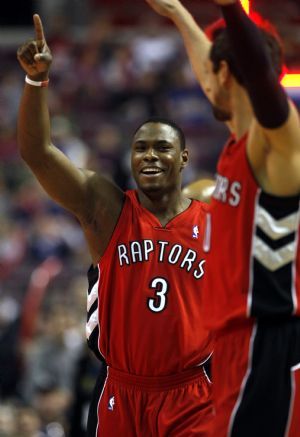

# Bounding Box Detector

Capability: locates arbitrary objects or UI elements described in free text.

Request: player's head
[131,117,188,194]
[182,178,216,203]
[204,16,284,121]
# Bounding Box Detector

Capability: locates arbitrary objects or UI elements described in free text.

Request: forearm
[220,2,289,128]
[18,83,52,162]
[169,4,212,89]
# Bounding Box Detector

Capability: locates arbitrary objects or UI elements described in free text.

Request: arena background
[0,0,299,435]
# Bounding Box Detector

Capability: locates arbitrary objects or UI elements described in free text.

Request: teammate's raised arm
[214,1,289,129]
[17,15,124,262]
[214,0,300,181]
[145,0,212,94]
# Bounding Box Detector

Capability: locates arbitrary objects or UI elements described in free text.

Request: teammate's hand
[144,0,182,18]
[213,0,237,5]
[17,14,52,80]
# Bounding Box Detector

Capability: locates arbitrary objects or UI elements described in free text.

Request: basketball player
[146,0,300,436]
[17,15,214,436]
[182,178,215,203]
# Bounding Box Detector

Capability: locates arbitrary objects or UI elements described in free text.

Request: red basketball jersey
[86,190,213,375]
[202,134,300,330]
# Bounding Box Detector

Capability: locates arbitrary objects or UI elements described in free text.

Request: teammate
[146,0,300,436]
[17,15,214,436]
[182,178,215,203]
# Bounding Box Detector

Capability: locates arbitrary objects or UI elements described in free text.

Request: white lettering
[118,244,129,266]
[214,175,229,203]
[131,241,143,263]
[193,259,206,280]
[157,241,169,262]
[229,181,241,207]
[180,249,197,271]
[168,244,183,264]
[144,240,154,261]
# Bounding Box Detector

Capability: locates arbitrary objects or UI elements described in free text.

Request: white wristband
[25,75,49,88]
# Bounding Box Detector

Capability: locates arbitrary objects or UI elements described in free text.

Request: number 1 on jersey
[148,277,169,313]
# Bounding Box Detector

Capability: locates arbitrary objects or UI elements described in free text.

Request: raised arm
[17,15,124,261]
[145,0,212,92]
[214,0,300,193]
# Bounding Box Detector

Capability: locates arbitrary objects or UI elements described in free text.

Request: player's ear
[218,60,231,88]
[180,149,189,171]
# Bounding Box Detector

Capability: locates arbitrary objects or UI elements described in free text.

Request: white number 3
[148,277,169,313]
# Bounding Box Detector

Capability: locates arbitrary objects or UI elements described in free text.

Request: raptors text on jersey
[86,190,213,375]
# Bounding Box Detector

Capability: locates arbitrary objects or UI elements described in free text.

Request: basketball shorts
[87,365,214,436]
[211,317,300,437]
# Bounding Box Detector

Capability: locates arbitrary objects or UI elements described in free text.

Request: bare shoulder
[79,170,126,263]
[80,169,125,227]
[264,101,300,154]
[247,106,300,195]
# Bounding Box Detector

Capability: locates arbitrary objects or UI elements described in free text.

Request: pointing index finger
[33,14,45,42]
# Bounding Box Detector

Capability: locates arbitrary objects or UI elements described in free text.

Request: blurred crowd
[0,0,299,435]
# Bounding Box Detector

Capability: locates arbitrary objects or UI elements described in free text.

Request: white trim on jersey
[227,323,257,437]
[197,351,213,366]
[86,265,100,340]
[87,281,99,312]
[199,351,214,385]
[284,361,300,437]
[247,189,261,317]
[256,206,299,240]
[203,212,211,253]
[203,365,212,385]
[95,367,109,437]
[253,237,297,271]
[291,200,300,314]
[86,308,99,340]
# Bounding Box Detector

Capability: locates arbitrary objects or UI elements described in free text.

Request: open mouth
[140,167,164,176]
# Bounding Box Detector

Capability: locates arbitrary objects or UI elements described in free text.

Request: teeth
[142,168,162,174]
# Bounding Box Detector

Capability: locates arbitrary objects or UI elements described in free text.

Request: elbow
[17,133,51,165]
[18,141,34,164]
[18,141,47,167]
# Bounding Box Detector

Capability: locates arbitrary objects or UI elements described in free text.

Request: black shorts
[212,317,300,437]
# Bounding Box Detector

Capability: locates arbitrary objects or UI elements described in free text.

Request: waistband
[107,365,207,392]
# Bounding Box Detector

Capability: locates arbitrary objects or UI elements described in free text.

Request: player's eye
[156,143,171,151]
[134,143,146,152]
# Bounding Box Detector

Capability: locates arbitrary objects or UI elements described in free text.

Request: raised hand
[17,14,52,80]
[144,0,182,18]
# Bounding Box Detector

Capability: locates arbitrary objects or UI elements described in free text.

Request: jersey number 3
[148,277,169,313]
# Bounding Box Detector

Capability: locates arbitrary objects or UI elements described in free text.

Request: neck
[137,187,190,223]
[230,83,253,140]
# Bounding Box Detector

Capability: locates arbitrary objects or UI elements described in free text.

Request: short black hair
[133,117,186,150]
[209,24,284,86]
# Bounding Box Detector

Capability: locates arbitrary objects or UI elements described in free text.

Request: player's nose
[143,147,158,161]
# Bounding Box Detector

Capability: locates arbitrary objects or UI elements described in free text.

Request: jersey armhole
[97,193,131,266]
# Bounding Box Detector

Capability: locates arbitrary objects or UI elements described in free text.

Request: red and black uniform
[202,134,300,437]
[86,190,214,436]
